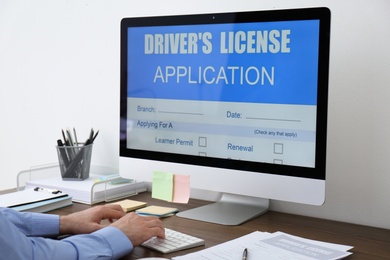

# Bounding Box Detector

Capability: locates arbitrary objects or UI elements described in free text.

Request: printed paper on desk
[172,174,190,203]
[172,231,353,260]
[152,171,174,201]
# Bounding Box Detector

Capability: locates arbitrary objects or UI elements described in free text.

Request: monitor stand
[176,193,269,225]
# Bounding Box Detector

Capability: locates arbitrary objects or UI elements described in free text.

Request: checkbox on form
[199,137,207,147]
[274,143,284,154]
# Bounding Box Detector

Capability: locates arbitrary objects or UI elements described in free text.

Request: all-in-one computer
[120,7,331,225]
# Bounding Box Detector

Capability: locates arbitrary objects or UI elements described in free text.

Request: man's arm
[0,206,132,259]
[0,204,164,259]
[0,207,59,237]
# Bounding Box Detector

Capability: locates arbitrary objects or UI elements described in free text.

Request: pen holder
[56,144,93,181]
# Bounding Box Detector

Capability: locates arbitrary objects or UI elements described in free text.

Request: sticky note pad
[136,205,178,217]
[109,199,147,212]
[152,171,174,201]
[173,174,190,203]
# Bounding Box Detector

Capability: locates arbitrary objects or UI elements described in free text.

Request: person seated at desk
[0,204,165,259]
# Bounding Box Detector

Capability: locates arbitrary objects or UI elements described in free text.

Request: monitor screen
[120,7,330,225]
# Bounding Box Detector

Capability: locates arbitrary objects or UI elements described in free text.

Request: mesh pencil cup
[56,144,93,180]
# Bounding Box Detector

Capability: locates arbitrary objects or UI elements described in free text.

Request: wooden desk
[49,192,390,259]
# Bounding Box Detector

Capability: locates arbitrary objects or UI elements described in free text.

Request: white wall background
[1,0,389,229]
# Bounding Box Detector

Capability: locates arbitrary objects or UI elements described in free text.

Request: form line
[159,111,203,116]
[246,117,301,122]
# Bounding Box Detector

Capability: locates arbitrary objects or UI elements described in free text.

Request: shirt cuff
[94,226,133,258]
[30,213,59,237]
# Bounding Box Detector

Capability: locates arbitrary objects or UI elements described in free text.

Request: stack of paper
[25,175,146,204]
[0,188,72,213]
[108,199,147,212]
[136,205,179,217]
[173,231,353,260]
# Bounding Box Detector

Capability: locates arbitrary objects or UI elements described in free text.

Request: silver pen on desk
[242,248,248,260]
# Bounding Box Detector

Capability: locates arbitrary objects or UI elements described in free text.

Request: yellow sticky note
[109,199,147,212]
[136,205,178,217]
[172,174,190,203]
[152,171,174,201]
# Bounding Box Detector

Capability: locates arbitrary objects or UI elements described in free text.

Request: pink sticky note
[172,174,190,203]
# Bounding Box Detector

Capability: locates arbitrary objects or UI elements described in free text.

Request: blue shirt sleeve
[63,227,134,259]
[0,207,133,260]
[0,206,59,236]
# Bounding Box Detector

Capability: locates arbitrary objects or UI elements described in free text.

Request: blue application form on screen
[126,20,320,168]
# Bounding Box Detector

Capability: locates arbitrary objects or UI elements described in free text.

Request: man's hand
[110,212,165,247]
[59,204,125,235]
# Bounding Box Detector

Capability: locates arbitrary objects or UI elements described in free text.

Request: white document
[173,231,353,260]
[0,188,67,208]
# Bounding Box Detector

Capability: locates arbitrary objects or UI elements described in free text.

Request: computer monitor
[120,7,331,225]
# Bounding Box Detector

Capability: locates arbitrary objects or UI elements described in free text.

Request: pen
[57,139,70,167]
[91,130,99,143]
[66,128,74,146]
[34,187,62,194]
[89,128,94,143]
[242,248,247,260]
[62,129,70,146]
[73,127,79,147]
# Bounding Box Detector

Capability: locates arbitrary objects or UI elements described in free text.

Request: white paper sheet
[173,231,353,260]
